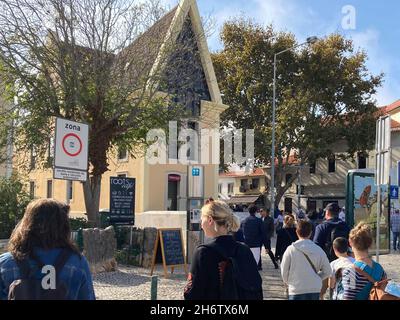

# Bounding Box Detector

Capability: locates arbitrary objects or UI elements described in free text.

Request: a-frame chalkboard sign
[150,228,188,278]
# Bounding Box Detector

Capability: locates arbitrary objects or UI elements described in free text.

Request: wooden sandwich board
[150,228,188,278]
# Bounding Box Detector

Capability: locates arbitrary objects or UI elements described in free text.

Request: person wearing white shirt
[328,237,355,300]
[281,220,332,300]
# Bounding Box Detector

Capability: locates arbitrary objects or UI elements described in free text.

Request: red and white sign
[54,118,89,181]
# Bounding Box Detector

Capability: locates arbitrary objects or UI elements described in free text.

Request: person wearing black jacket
[275,214,298,262]
[313,203,350,262]
[184,201,262,300]
[260,208,279,269]
[240,205,265,267]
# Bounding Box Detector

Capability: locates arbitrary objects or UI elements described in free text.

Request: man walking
[260,208,279,269]
[313,203,350,299]
[391,209,400,251]
[313,203,350,262]
[240,205,265,268]
[281,220,332,300]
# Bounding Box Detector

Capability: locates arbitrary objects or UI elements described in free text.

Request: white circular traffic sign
[62,133,83,157]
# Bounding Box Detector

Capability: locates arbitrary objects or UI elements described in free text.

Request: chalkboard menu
[109,177,135,225]
[160,229,185,265]
[150,228,188,277]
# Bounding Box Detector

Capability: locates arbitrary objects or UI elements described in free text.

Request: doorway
[284,198,293,213]
[167,174,181,211]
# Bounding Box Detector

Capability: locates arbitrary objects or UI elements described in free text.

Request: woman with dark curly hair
[0,198,95,300]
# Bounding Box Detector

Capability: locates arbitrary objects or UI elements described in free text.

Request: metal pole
[377,185,380,263]
[271,54,277,211]
[297,166,301,212]
[151,275,158,300]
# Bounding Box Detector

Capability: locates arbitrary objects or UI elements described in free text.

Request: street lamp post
[270,36,318,211]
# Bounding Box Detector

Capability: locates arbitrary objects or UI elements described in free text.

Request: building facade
[17,0,227,222]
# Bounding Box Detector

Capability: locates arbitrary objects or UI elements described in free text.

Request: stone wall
[114,226,158,268]
[135,211,187,250]
[82,226,117,274]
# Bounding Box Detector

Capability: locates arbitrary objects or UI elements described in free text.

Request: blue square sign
[390,185,399,199]
[192,168,200,176]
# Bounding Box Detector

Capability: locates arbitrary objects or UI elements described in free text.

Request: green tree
[212,19,383,208]
[0,175,30,239]
[0,0,206,225]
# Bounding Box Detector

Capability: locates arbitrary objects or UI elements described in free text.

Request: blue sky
[163,0,400,107]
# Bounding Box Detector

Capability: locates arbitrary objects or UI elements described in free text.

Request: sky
[162,0,400,107]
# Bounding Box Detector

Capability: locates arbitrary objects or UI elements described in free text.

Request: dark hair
[333,237,349,254]
[325,203,340,216]
[248,205,258,215]
[296,220,313,238]
[8,198,80,260]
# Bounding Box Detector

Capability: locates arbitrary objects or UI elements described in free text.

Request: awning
[226,195,260,205]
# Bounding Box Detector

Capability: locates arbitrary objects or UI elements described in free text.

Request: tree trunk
[82,175,102,227]
[274,171,299,209]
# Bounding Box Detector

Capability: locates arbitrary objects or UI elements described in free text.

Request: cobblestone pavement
[93,236,283,300]
[93,248,286,300]
[93,238,400,300]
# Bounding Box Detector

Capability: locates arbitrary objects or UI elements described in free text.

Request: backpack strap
[294,247,319,275]
[54,249,72,280]
[354,261,384,284]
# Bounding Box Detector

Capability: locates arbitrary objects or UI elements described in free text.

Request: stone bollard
[82,226,117,274]
[142,228,158,268]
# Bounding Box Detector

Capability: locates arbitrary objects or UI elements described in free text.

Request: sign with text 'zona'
[54,118,89,182]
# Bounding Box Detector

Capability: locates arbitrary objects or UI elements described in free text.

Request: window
[307,200,317,213]
[285,174,293,184]
[47,180,53,198]
[309,160,316,174]
[358,153,367,169]
[186,121,199,161]
[296,185,305,195]
[328,155,336,173]
[47,137,54,166]
[252,178,260,189]
[218,184,222,194]
[67,180,73,201]
[228,183,234,195]
[240,179,248,192]
[29,181,35,199]
[118,148,128,161]
[30,146,36,170]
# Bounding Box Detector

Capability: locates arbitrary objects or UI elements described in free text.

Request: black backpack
[201,242,263,300]
[8,248,72,300]
[325,223,349,262]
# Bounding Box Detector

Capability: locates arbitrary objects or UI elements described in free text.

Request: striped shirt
[341,263,386,300]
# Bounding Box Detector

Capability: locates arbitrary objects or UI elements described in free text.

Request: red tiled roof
[380,99,400,115]
[219,168,266,178]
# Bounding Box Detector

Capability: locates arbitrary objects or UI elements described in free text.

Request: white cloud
[349,29,398,106]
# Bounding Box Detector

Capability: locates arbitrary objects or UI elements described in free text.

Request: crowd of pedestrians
[185,200,398,301]
[0,198,398,301]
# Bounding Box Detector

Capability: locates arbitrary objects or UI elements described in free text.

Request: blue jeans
[288,293,320,300]
[393,232,399,250]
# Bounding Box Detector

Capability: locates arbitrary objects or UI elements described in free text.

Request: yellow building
[21,0,228,222]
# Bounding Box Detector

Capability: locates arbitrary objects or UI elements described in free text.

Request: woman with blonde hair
[184,200,263,300]
[275,214,298,262]
[341,222,387,300]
